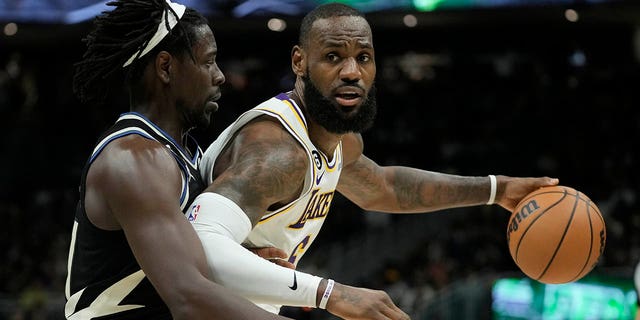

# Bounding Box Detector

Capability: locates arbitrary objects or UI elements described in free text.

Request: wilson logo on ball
[506,199,540,242]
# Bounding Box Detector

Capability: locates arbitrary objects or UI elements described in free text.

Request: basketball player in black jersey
[65,1,292,319]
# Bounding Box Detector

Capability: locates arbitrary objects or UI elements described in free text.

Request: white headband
[122,0,186,67]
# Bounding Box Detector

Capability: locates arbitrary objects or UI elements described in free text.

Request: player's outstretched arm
[337,134,557,214]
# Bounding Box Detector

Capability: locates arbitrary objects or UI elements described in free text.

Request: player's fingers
[379,296,410,320]
[246,247,295,269]
[270,258,296,269]
[249,246,288,259]
[380,304,410,320]
[542,177,560,186]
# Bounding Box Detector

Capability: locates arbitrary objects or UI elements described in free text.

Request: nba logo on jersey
[188,204,200,221]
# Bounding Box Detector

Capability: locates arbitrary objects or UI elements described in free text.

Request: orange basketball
[506,185,606,284]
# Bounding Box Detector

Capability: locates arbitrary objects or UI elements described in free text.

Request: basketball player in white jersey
[187,3,558,319]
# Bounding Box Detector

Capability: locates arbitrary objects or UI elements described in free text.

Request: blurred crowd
[1,13,639,320]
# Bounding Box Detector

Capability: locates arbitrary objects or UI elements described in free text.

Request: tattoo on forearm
[392,169,486,210]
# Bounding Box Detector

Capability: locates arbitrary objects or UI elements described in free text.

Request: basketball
[506,185,606,284]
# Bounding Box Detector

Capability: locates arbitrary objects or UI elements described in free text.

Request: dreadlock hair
[298,3,366,49]
[73,0,209,105]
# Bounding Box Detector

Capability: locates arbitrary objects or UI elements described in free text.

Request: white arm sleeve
[188,192,323,307]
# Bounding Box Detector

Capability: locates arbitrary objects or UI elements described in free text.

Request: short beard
[302,74,377,134]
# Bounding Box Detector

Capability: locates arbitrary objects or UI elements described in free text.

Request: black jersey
[64,112,204,319]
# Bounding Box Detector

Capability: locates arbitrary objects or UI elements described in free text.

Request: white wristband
[318,279,334,309]
[487,175,497,205]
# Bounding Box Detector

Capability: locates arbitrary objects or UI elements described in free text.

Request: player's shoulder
[97,135,177,174]
[89,135,181,200]
[228,117,307,169]
[240,115,299,145]
[106,134,168,154]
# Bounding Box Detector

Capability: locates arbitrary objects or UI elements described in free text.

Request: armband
[189,192,322,307]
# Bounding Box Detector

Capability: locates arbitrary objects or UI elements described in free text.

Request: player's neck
[308,121,342,161]
[288,90,342,159]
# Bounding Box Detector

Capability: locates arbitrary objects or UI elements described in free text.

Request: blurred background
[1,0,639,319]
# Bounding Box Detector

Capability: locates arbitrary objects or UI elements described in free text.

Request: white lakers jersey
[200,92,343,313]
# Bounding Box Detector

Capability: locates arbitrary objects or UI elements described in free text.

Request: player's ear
[155,51,172,84]
[291,45,305,77]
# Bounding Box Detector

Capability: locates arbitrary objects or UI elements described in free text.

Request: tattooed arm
[191,117,409,319]
[207,116,308,225]
[337,133,558,213]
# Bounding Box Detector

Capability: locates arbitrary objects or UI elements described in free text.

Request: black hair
[73,0,209,104]
[298,2,366,48]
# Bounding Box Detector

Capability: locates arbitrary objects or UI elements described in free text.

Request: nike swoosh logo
[289,272,298,290]
[315,172,325,185]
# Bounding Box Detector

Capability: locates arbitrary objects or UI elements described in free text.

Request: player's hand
[326,283,410,320]
[246,246,296,269]
[496,175,559,212]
